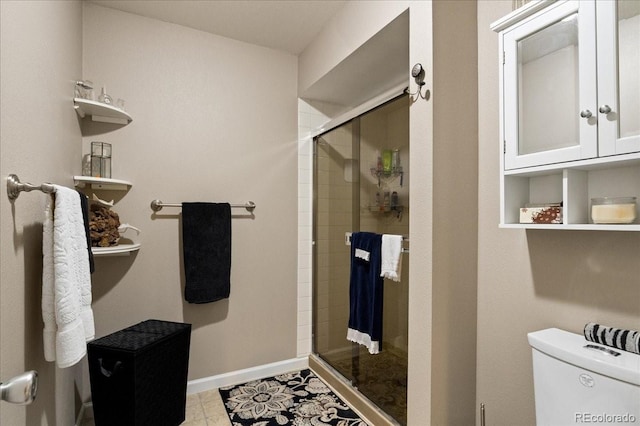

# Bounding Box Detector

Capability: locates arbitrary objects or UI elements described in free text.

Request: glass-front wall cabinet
[502,0,640,170]
[494,0,640,230]
[599,0,640,156]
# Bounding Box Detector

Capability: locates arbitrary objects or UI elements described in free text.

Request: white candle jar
[591,197,637,224]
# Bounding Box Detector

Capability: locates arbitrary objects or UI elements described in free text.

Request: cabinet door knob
[580,110,593,118]
[599,105,612,114]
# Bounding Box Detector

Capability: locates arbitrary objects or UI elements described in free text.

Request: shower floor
[328,346,408,425]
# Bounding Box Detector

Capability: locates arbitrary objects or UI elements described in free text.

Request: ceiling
[87,0,347,55]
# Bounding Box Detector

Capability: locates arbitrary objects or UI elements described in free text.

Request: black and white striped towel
[584,323,640,355]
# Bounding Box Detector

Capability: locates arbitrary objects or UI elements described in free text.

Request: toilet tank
[528,328,640,426]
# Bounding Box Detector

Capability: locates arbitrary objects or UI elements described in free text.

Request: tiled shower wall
[314,124,355,355]
[297,99,344,357]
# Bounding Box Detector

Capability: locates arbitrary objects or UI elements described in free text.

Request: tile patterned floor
[182,390,231,426]
[81,389,231,426]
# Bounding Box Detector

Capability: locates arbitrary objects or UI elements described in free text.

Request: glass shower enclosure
[312,95,409,425]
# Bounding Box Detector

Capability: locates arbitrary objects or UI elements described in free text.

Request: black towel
[182,202,231,303]
[77,191,95,274]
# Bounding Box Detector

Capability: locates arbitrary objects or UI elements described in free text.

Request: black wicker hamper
[87,319,192,426]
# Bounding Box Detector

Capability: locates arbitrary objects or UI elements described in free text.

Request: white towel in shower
[380,234,403,282]
[42,185,94,368]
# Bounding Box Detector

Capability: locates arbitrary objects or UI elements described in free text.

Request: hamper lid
[88,319,191,352]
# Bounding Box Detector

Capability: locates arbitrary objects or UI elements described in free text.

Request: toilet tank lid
[528,328,640,386]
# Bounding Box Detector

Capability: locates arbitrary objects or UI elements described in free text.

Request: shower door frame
[311,92,409,425]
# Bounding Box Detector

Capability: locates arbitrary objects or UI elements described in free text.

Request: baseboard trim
[187,356,309,395]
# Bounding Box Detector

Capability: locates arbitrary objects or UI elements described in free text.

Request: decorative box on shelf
[519,203,563,224]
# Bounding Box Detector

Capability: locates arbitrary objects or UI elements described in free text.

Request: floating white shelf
[72,93,140,258]
[91,243,141,257]
[73,98,132,125]
[74,176,132,190]
[500,224,640,231]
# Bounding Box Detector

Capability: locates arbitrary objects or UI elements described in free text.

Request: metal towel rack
[345,231,409,253]
[6,174,55,200]
[150,199,256,212]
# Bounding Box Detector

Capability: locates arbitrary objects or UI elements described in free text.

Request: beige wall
[0,1,83,425]
[431,2,479,425]
[81,3,299,381]
[477,2,640,425]
[406,2,436,423]
[2,2,299,423]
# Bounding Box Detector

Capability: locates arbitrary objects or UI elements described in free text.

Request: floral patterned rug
[219,369,368,425]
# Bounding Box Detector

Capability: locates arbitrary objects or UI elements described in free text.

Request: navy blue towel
[347,232,384,354]
[182,202,231,303]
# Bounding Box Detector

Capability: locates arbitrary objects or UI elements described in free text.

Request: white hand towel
[42,185,94,368]
[380,234,403,282]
